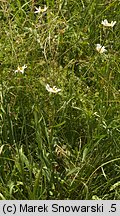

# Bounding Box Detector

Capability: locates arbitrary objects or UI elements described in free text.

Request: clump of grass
[1,0,120,199]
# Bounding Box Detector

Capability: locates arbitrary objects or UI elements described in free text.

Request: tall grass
[0,0,120,199]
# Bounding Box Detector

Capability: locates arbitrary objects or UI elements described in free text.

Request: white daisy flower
[34,5,48,14]
[96,44,107,54]
[101,19,116,27]
[15,65,27,74]
[46,84,61,94]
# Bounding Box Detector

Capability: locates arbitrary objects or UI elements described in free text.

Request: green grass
[0,0,120,200]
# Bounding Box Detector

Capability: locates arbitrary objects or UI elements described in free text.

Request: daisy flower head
[34,5,48,14]
[46,84,61,94]
[96,44,107,54]
[15,65,27,74]
[101,19,116,27]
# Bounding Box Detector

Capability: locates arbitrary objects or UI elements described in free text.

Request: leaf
[92,195,102,200]
[66,167,80,176]
[0,193,5,200]
[33,170,41,197]
[52,121,66,128]
[82,147,88,162]
[0,145,4,155]
[110,181,120,191]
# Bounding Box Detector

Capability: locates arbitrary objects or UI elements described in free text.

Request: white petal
[46,84,51,91]
[111,21,116,27]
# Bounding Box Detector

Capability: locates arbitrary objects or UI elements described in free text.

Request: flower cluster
[96,19,116,54]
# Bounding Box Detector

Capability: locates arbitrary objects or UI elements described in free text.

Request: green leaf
[110,181,120,191]
[82,147,88,162]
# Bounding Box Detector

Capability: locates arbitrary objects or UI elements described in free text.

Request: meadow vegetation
[0,0,120,199]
